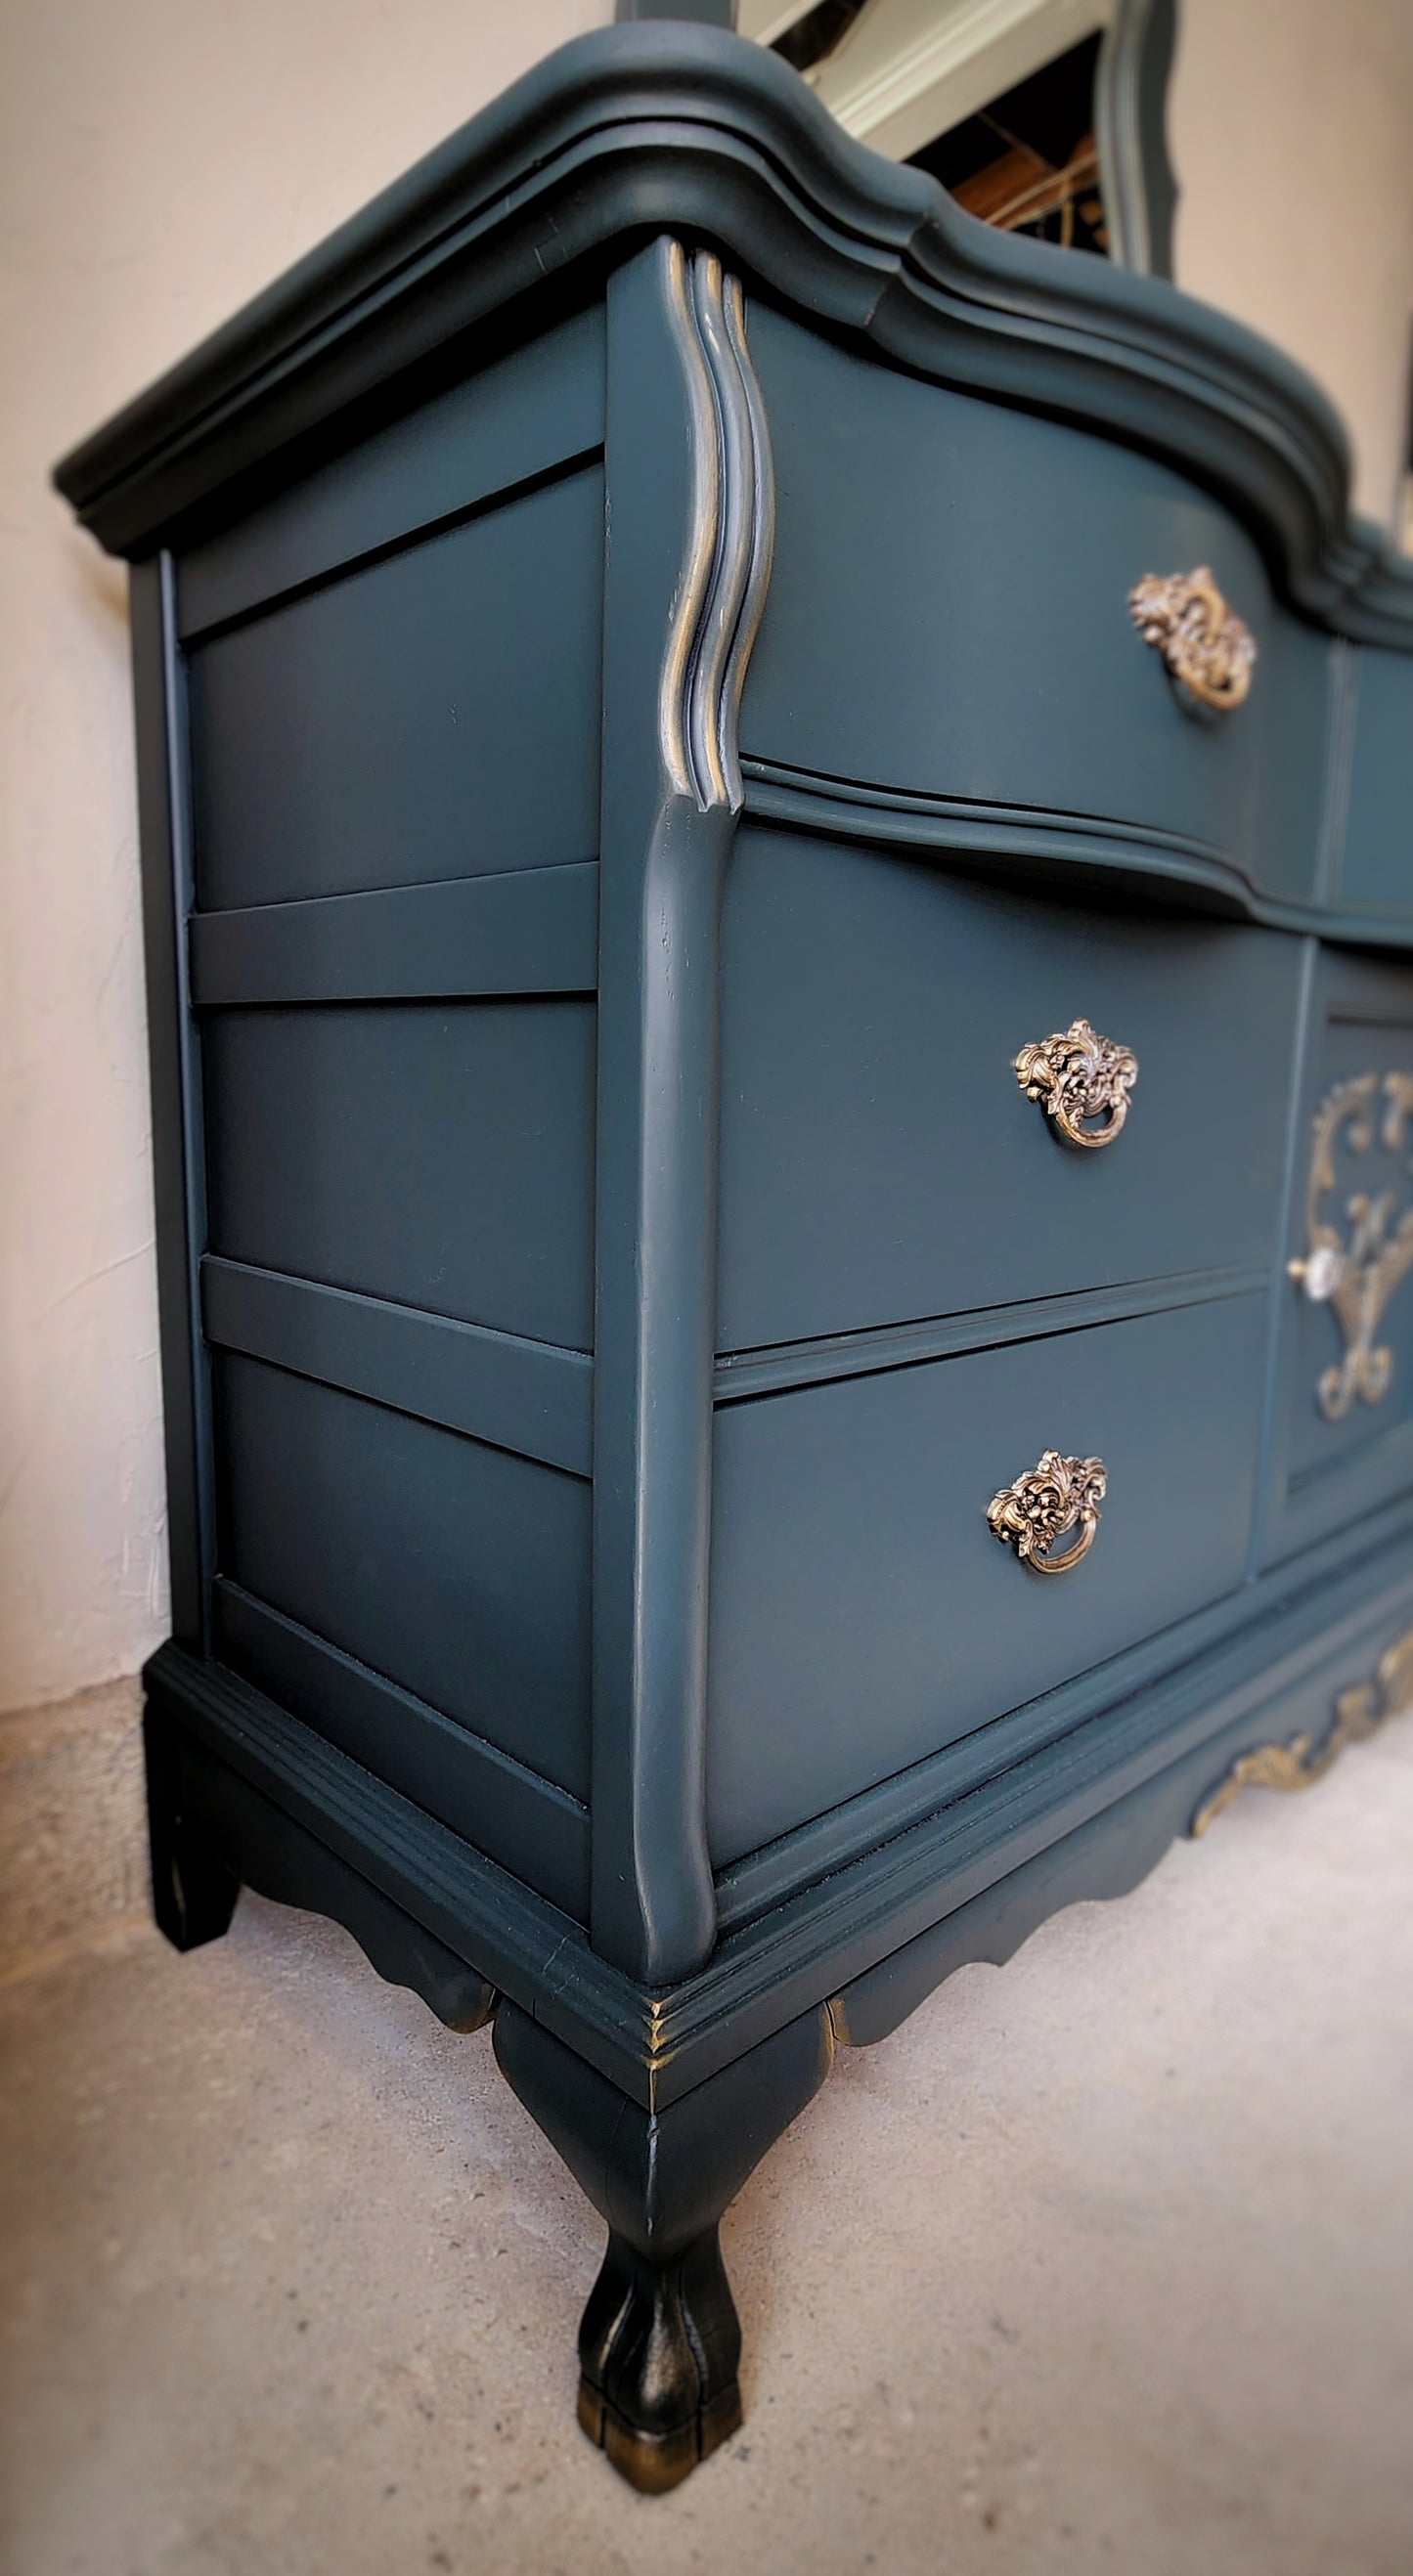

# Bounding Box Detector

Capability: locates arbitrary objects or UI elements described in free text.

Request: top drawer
[740,305,1331,911]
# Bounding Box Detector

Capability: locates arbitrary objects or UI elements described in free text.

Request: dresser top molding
[54,22,1413,647]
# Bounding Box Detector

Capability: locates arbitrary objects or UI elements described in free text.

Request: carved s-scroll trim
[657,242,775,814]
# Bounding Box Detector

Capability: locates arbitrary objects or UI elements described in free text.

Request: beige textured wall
[2,0,1411,1721]
[0,0,611,1716]
[1171,0,1413,528]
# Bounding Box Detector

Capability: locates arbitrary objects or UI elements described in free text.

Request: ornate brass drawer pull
[1129,565,1256,713]
[987,1451,1106,1575]
[1014,1018,1137,1149]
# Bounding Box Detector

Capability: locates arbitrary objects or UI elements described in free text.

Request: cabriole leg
[494,2002,834,2492]
[143,1700,239,1953]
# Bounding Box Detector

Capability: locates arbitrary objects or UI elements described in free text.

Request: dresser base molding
[144,1502,1413,2105]
[142,1530,1413,2487]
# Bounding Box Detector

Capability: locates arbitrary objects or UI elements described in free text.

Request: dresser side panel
[215,1354,592,1802]
[177,303,606,639]
[187,462,604,910]
[203,998,597,1352]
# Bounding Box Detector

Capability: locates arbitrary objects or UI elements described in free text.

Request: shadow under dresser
[53,17,1413,2492]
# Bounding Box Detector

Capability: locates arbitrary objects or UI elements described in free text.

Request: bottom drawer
[705,1290,1267,1865]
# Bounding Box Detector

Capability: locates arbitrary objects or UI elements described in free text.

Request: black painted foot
[494,1997,834,2491]
[143,1701,239,1952]
[577,2224,742,2493]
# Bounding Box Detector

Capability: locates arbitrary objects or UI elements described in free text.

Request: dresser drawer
[741,306,1330,909]
[706,1289,1267,1865]
[718,829,1302,1352]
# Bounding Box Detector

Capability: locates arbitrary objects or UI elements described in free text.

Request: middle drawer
[717,827,1303,1352]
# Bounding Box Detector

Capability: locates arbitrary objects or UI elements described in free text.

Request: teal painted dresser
[55,21,1413,2491]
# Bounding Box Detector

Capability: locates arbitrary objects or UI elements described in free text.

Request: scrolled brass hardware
[1128,565,1256,713]
[987,1451,1106,1575]
[1288,1070,1413,1420]
[1190,1623,1413,1836]
[1014,1018,1137,1150]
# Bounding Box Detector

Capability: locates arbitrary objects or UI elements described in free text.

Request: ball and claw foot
[493,1997,836,2495]
[576,2225,743,2493]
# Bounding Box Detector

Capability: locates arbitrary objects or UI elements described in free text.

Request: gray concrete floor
[2,1724,1412,2576]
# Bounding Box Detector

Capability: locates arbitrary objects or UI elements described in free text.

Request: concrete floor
[2,1725,1411,2576]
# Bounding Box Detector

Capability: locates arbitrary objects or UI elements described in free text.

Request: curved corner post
[494,2000,833,2491]
[590,237,774,1987]
[1095,0,1179,281]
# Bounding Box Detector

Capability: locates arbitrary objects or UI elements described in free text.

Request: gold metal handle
[1128,565,1256,713]
[1014,1019,1137,1150]
[987,1451,1106,1575]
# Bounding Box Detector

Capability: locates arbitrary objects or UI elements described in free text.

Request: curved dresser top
[51,20,1413,648]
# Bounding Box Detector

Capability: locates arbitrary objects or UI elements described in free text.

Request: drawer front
[1264,950,1413,1561]
[705,1289,1267,1866]
[718,828,1302,1351]
[740,305,1330,909]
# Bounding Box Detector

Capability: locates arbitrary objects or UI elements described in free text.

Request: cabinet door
[1261,949,1413,1563]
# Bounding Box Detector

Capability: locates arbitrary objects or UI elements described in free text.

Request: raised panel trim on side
[187,461,604,911]
[215,1351,593,1794]
[177,303,606,640]
[213,1579,590,1922]
[189,859,599,1006]
[201,1256,593,1475]
[201,993,597,1351]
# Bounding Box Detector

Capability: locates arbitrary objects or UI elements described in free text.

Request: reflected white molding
[775,0,1111,165]
[737,0,819,43]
